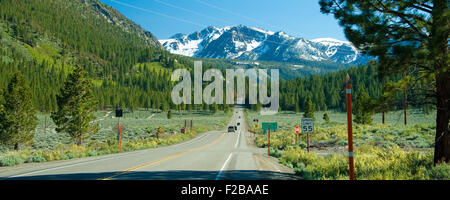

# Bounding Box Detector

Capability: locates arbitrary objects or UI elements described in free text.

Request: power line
[194,0,300,37]
[152,0,233,26]
[108,0,207,28]
[107,0,361,55]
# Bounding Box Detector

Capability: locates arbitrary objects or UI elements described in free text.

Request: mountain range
[159,25,372,65]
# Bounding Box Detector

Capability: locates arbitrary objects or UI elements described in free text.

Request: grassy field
[0,109,231,167]
[246,109,435,149]
[245,109,450,180]
[246,109,435,130]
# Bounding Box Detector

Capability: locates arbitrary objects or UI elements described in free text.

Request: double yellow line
[99,133,225,180]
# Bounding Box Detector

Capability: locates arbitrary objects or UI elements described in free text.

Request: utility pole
[190,120,193,136]
[115,109,123,153]
[44,116,47,134]
[118,117,122,152]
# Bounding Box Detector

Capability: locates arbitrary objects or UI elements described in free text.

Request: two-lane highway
[0,108,298,180]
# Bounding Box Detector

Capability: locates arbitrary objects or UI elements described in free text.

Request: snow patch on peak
[311,38,351,46]
[248,27,275,35]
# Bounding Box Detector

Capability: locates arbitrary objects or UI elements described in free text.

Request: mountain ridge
[159,25,372,65]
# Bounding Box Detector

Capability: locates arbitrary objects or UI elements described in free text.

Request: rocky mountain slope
[160,25,371,65]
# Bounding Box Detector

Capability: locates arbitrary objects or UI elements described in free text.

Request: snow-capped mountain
[159,25,371,65]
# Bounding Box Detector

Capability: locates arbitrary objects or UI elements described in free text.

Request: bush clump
[426,163,450,180]
[279,145,441,180]
[0,155,24,166]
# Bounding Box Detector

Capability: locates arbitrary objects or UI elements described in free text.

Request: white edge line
[215,153,233,180]
[234,131,241,148]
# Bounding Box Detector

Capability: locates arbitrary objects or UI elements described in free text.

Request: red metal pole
[169,128,171,144]
[346,81,355,180]
[268,124,271,156]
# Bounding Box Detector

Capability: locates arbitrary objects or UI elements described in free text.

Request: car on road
[237,122,240,126]
[228,126,235,132]
[234,126,237,131]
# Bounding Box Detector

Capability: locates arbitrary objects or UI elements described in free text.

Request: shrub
[280,145,434,180]
[426,163,450,180]
[0,155,24,166]
[65,153,75,159]
[87,150,97,157]
[27,155,46,163]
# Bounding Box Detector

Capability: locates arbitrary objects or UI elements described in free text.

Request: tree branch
[375,0,429,39]
[411,4,433,14]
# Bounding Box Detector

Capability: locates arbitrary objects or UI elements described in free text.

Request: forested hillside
[0,0,198,112]
[269,62,430,113]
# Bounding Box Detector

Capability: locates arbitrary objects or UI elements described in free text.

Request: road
[0,108,298,180]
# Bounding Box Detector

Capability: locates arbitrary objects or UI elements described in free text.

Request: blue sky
[100,0,347,41]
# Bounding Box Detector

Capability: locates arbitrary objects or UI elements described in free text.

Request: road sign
[115,109,123,117]
[295,126,299,134]
[302,118,313,153]
[301,118,314,133]
[262,122,277,131]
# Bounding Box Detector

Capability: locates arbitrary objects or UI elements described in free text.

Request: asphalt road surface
[0,108,299,180]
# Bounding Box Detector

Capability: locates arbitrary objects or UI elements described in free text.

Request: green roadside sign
[262,122,277,131]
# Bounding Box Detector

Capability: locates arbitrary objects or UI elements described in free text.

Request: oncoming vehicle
[228,126,235,132]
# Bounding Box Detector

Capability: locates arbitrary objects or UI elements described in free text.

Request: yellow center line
[99,133,225,180]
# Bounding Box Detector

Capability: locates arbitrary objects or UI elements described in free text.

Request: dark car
[228,126,235,132]
[234,126,237,131]
[237,122,240,126]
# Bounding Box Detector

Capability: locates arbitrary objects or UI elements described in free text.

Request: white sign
[301,118,314,133]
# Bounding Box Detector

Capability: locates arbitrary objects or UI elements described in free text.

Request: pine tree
[0,71,37,150]
[187,104,192,114]
[320,0,450,164]
[353,88,375,125]
[323,112,330,123]
[256,102,262,112]
[167,110,172,119]
[51,66,97,146]
[212,103,218,114]
[303,95,315,121]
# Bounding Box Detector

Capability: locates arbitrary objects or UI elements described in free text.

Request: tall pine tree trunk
[403,72,407,125]
[434,75,450,164]
[432,0,449,164]
[382,78,385,124]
